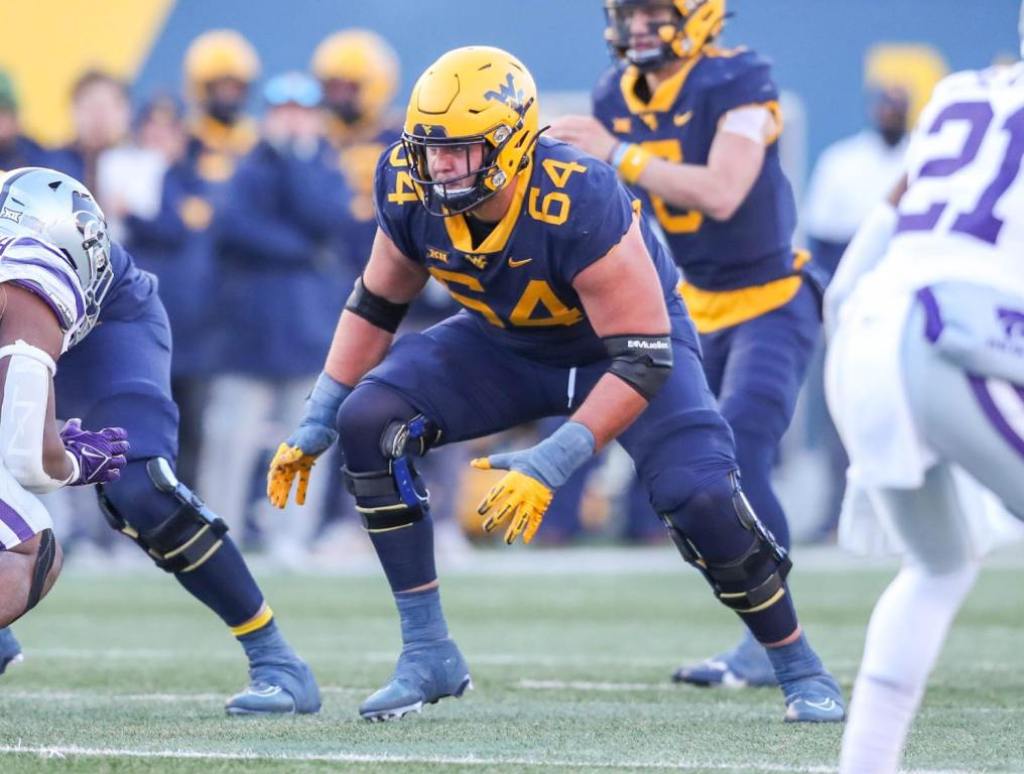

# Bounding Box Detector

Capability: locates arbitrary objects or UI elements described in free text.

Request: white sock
[839,562,978,774]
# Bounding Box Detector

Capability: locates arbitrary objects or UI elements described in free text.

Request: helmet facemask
[605,0,725,71]
[604,0,683,72]
[402,111,528,217]
[68,191,113,345]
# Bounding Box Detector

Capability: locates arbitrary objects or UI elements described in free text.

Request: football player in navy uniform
[550,0,821,689]
[0,168,320,716]
[268,46,842,723]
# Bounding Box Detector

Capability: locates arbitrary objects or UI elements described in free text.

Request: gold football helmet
[604,0,726,70]
[312,29,399,127]
[402,46,539,216]
[184,30,260,93]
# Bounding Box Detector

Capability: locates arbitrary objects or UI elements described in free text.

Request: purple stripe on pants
[0,497,38,548]
[967,374,1024,459]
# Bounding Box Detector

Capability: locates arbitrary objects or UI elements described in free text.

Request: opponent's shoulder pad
[930,68,985,99]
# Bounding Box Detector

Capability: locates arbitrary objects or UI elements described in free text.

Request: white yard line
[0,743,838,771]
[0,743,983,773]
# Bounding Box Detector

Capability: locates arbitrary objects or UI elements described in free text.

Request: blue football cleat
[672,631,777,688]
[225,656,321,716]
[781,672,846,723]
[0,628,23,676]
[359,638,472,722]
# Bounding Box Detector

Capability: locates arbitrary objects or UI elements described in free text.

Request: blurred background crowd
[2,0,1018,567]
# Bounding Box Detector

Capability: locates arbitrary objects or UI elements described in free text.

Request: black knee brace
[25,528,56,613]
[663,473,792,614]
[99,458,228,574]
[344,414,439,532]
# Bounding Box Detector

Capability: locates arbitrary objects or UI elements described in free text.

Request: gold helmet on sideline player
[184,29,260,125]
[312,29,399,128]
[401,46,539,216]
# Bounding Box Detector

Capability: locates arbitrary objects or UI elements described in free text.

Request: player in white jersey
[0,169,128,630]
[826,7,1024,772]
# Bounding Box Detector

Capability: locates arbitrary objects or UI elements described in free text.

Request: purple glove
[59,418,130,486]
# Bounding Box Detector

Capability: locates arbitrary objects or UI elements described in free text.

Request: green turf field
[0,548,1022,773]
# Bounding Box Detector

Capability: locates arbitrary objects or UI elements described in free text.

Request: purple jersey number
[897,100,1024,245]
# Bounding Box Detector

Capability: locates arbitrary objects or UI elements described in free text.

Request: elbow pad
[603,334,674,401]
[0,340,71,494]
[345,276,410,334]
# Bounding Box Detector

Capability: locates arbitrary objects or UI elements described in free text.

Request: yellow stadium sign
[0,0,175,145]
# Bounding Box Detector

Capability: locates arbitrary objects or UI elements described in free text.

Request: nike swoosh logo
[674,111,693,127]
[803,698,836,711]
[508,257,532,268]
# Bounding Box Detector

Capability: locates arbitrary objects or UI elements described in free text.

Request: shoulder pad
[0,235,86,333]
[529,138,634,263]
[930,69,983,98]
[592,63,627,107]
[373,141,422,260]
[696,48,772,87]
[374,141,419,216]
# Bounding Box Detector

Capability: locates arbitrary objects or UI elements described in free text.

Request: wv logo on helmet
[484,74,524,108]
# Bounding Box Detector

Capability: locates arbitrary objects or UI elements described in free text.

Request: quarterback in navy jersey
[0,168,320,716]
[268,45,843,723]
[551,0,822,689]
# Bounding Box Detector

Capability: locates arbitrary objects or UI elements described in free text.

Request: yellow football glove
[267,372,352,509]
[267,443,320,508]
[470,458,554,545]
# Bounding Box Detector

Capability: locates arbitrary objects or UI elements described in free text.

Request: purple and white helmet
[0,167,114,344]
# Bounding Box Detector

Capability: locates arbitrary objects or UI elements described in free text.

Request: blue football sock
[765,632,823,686]
[237,620,294,663]
[395,587,449,646]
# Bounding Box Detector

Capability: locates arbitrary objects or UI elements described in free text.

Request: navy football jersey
[593,47,797,291]
[99,241,159,323]
[374,136,681,367]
